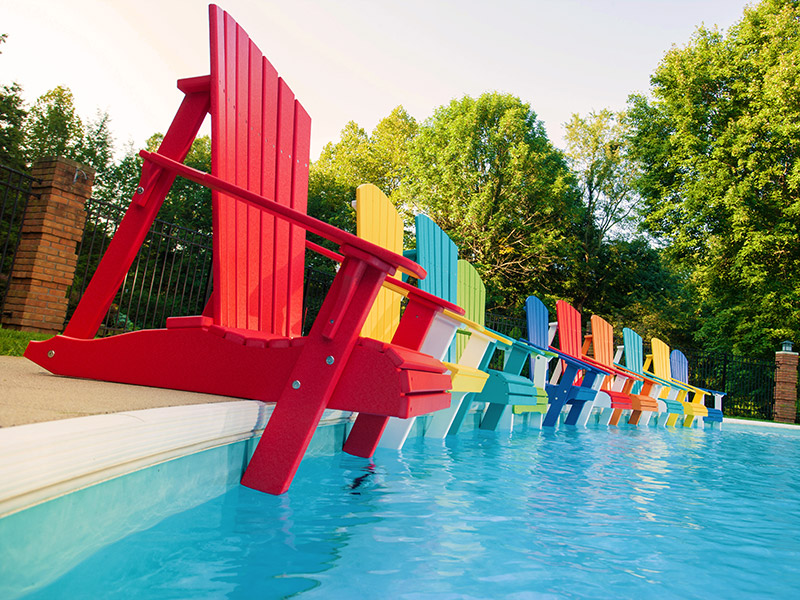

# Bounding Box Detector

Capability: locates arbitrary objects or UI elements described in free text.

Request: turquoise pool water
[8,421,800,599]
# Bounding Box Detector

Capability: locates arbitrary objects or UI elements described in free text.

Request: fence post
[1,157,94,333]
[773,346,798,424]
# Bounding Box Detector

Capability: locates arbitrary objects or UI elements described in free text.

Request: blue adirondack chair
[524,296,610,428]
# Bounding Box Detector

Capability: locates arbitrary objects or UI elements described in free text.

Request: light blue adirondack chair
[524,296,610,428]
[670,349,724,428]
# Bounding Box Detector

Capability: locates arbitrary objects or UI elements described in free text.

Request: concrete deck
[0,356,238,428]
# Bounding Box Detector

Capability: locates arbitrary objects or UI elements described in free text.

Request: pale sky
[2,0,752,160]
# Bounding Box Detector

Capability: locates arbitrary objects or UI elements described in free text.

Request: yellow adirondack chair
[345,185,492,448]
[354,184,404,342]
[645,338,688,427]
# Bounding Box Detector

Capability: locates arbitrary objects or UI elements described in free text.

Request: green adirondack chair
[448,260,555,434]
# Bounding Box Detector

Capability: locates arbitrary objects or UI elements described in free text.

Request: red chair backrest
[209,5,311,337]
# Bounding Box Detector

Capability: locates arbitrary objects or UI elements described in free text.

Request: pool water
[13,422,800,599]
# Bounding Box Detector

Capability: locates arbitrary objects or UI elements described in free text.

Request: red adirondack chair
[555,300,632,425]
[24,5,452,495]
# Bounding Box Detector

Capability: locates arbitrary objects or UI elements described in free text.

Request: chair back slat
[209,6,310,336]
[589,315,615,367]
[415,215,458,303]
[356,184,403,341]
[525,296,550,349]
[651,338,672,380]
[456,259,485,360]
[670,350,690,384]
[555,300,583,358]
[622,327,645,393]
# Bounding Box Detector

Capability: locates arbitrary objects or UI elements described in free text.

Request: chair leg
[425,392,466,438]
[376,417,416,450]
[480,403,507,431]
[597,407,614,427]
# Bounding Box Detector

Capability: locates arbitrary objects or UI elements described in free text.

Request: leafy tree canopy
[627,0,800,356]
[0,34,27,170]
[398,92,583,310]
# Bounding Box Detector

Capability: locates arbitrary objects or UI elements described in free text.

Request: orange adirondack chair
[25,5,452,495]
[584,315,657,426]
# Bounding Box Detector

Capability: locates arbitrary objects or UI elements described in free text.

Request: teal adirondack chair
[410,220,509,438]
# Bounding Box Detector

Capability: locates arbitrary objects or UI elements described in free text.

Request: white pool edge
[0,401,353,518]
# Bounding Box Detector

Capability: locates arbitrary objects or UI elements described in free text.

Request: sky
[2,0,753,160]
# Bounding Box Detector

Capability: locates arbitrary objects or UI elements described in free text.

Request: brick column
[774,350,798,424]
[2,157,94,333]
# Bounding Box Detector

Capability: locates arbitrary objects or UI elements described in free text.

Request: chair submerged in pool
[524,296,610,428]
[643,338,691,427]
[25,5,453,495]
[670,349,723,427]
[316,184,488,453]
[582,315,657,426]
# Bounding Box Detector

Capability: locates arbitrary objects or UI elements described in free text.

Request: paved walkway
[0,356,237,428]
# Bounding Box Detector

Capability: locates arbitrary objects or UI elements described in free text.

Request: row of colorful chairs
[341,184,724,454]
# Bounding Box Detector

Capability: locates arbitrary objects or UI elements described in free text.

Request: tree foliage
[0,34,27,170]
[398,93,583,310]
[23,86,84,163]
[627,0,800,356]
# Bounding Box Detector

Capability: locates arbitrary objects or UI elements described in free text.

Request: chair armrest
[547,345,612,376]
[642,369,690,392]
[306,240,465,316]
[442,310,510,345]
[613,363,660,386]
[581,355,642,381]
[505,336,557,360]
[140,150,426,280]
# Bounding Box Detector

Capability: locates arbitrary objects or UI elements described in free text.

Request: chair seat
[704,408,724,422]
[478,371,543,405]
[607,389,633,411]
[631,393,659,412]
[683,402,709,417]
[444,361,490,394]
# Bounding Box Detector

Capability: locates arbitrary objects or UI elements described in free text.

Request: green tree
[306,107,418,270]
[563,110,643,310]
[0,34,27,170]
[23,86,84,163]
[627,0,800,356]
[79,110,114,180]
[399,92,583,310]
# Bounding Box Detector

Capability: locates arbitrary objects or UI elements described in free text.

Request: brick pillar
[774,350,798,424]
[2,157,94,333]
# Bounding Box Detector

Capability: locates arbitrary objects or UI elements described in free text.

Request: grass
[0,327,50,356]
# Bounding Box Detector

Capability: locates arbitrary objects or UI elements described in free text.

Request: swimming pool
[3,418,799,599]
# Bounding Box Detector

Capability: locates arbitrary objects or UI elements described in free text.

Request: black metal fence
[66,198,214,336]
[682,349,776,420]
[0,165,38,316]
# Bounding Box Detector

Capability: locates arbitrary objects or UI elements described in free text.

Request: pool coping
[3,355,798,518]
